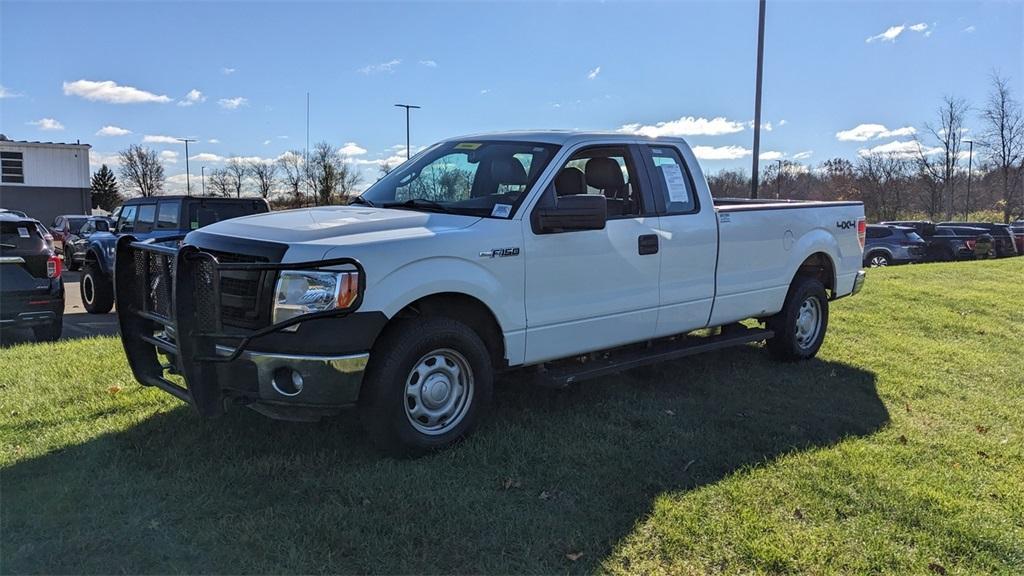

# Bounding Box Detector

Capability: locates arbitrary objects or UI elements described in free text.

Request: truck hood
[185,205,481,248]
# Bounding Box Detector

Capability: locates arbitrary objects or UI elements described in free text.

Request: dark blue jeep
[81,196,270,313]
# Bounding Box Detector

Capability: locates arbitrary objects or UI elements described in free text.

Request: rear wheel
[359,316,493,456]
[866,252,889,267]
[81,261,114,314]
[767,276,829,362]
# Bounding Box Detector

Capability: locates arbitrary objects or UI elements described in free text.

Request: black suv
[883,220,989,261]
[863,225,927,267]
[937,222,1019,258]
[1,212,64,341]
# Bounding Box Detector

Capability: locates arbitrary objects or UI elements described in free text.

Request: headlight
[272,270,360,325]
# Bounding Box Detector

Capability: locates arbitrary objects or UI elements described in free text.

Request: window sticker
[17,227,30,238]
[491,203,512,218]
[454,142,482,150]
[660,164,690,204]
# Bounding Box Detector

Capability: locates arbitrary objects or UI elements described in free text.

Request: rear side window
[135,204,156,233]
[188,201,267,229]
[866,227,891,239]
[645,145,697,214]
[905,232,924,243]
[157,201,181,229]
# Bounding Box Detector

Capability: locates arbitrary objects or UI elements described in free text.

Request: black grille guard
[114,234,365,416]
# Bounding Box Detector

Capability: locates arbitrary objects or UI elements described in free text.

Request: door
[638,144,718,336]
[523,144,661,364]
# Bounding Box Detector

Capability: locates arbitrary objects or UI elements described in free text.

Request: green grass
[2,259,1023,575]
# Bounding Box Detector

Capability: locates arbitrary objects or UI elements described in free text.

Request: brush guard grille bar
[115,235,365,416]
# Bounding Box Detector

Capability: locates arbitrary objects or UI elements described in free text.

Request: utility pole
[775,159,783,199]
[201,166,206,196]
[963,139,973,220]
[395,103,421,160]
[177,138,197,196]
[750,0,767,199]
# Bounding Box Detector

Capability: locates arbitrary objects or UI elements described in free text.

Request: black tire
[766,276,829,362]
[81,261,114,314]
[65,248,80,271]
[865,251,889,267]
[33,318,63,342]
[359,316,493,456]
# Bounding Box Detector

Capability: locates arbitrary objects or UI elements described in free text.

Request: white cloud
[587,66,601,80]
[759,151,784,161]
[909,22,928,32]
[263,139,271,145]
[792,150,814,160]
[619,116,747,137]
[480,88,491,95]
[177,89,206,107]
[218,97,248,110]
[419,59,438,67]
[963,25,976,33]
[358,59,401,74]
[222,67,237,75]
[748,121,773,131]
[28,118,65,131]
[836,123,917,141]
[339,142,368,156]
[866,24,906,43]
[62,79,171,104]
[692,145,752,160]
[858,139,941,159]
[190,153,225,163]
[89,151,120,169]
[778,119,788,127]
[143,135,180,144]
[96,125,131,136]
[0,84,22,98]
[208,139,220,144]
[159,150,179,164]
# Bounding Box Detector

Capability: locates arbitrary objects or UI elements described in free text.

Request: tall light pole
[963,139,973,220]
[395,103,421,160]
[775,159,783,199]
[201,166,206,196]
[177,138,197,196]
[750,0,767,199]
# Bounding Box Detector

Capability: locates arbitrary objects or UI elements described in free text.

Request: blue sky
[1,0,1020,192]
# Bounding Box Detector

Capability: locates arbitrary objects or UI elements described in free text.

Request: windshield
[360,140,560,218]
[68,217,88,233]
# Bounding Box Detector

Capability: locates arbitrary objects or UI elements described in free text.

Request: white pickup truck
[116,131,866,454]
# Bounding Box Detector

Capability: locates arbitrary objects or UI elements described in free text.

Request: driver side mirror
[533,185,607,233]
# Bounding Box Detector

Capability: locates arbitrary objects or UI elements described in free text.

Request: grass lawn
[2,259,1022,574]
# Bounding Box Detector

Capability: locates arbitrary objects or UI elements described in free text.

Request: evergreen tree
[91,164,122,211]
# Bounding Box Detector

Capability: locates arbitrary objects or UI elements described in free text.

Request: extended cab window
[646,145,696,214]
[135,204,156,233]
[559,147,641,217]
[157,201,181,229]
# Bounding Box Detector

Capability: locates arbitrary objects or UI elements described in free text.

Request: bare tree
[277,150,304,205]
[305,142,362,205]
[379,161,394,179]
[857,152,910,221]
[979,73,1024,222]
[248,159,279,199]
[224,158,248,198]
[916,96,969,220]
[207,168,233,197]
[707,169,750,198]
[117,145,165,197]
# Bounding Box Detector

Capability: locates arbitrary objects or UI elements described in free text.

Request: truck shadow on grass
[2,346,887,574]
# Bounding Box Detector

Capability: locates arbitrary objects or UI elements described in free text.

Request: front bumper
[114,235,367,419]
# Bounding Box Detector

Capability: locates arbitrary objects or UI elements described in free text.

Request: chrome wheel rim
[404,348,474,436]
[869,255,888,267]
[794,297,822,350]
[82,274,95,305]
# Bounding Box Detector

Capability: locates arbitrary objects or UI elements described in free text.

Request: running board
[540,327,774,387]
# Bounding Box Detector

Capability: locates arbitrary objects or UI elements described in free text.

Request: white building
[0,134,92,225]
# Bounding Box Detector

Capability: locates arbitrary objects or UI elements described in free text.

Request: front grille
[204,250,273,329]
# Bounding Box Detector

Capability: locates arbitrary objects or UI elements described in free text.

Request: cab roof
[444,130,687,147]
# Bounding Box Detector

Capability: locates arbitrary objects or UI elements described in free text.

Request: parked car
[80,196,270,314]
[933,226,993,260]
[49,215,90,255]
[882,220,966,261]
[863,225,927,267]
[1,212,64,341]
[937,222,1019,258]
[1011,220,1024,254]
[63,216,114,271]
[115,131,867,454]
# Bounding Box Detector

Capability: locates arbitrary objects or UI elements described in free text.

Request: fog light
[272,367,304,397]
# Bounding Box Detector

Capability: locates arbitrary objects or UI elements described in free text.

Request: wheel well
[796,252,835,295]
[392,293,506,368]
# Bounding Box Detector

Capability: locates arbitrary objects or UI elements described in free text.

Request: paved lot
[1,271,119,346]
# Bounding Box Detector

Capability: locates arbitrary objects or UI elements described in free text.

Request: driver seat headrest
[490,157,528,185]
[585,157,626,191]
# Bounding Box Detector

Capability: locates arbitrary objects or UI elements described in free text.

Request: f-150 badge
[479,247,520,258]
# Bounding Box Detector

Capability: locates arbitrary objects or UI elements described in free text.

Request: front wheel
[359,316,493,456]
[81,261,114,314]
[767,276,829,362]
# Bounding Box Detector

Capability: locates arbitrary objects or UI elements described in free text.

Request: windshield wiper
[349,195,375,207]
[382,198,454,214]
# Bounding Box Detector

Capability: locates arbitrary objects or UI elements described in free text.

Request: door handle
[638,234,659,255]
